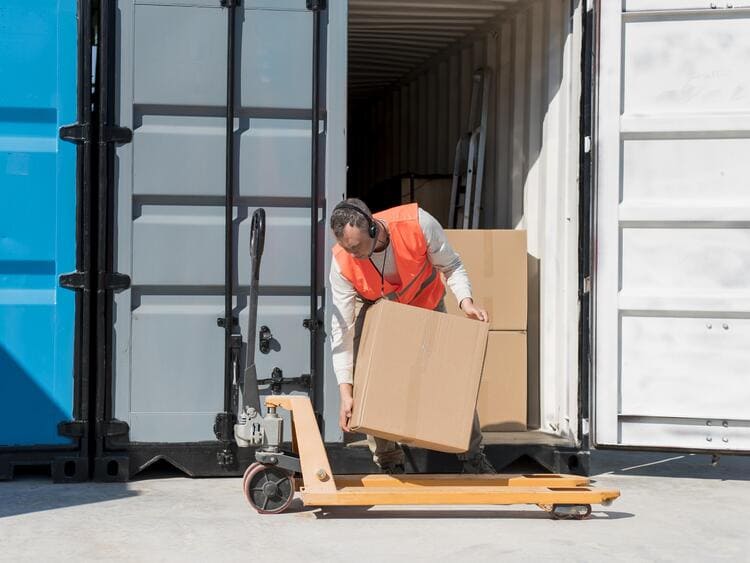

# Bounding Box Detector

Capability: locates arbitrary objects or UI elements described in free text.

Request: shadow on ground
[0,474,138,519]
[311,507,634,520]
[589,450,750,481]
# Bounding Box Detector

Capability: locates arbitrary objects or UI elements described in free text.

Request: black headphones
[333,202,378,239]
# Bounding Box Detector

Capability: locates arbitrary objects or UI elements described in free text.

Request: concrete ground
[0,451,748,562]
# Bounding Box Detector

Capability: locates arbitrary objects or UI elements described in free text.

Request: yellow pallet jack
[240,395,620,518]
[235,210,619,517]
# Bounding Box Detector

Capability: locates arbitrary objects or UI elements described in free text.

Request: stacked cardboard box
[445,230,528,431]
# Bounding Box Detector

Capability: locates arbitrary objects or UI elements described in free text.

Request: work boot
[381,463,405,475]
[460,452,497,474]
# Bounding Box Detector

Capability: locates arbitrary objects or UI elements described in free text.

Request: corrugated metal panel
[346,0,584,439]
[348,0,515,97]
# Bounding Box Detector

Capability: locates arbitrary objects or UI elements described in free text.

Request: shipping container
[2,0,748,481]
[0,0,94,482]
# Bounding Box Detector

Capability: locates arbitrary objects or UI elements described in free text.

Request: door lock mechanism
[258,368,311,394]
[259,325,273,354]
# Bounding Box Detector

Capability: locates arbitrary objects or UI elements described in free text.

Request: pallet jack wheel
[242,462,261,496]
[243,463,295,514]
[551,504,592,520]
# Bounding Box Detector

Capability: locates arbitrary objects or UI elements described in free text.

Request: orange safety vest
[333,203,445,309]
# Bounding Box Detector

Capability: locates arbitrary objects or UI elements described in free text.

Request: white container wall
[595,1,750,452]
[340,0,585,441]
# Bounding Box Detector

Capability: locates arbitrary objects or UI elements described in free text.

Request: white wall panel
[623,16,750,116]
[620,315,750,420]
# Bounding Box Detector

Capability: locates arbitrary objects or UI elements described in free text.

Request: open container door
[594,0,750,453]
[99,0,328,479]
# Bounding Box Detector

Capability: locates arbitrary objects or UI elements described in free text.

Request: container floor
[345,430,573,449]
[482,430,572,447]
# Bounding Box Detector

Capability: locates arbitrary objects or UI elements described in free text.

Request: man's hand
[460,298,489,323]
[339,383,354,432]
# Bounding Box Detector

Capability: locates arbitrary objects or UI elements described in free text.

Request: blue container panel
[0,1,78,446]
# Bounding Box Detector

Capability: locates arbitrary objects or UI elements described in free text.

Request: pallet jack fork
[241,395,620,518]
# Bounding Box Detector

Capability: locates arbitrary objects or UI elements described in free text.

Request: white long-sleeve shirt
[329,208,472,385]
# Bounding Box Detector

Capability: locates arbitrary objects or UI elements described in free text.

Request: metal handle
[250,208,266,282]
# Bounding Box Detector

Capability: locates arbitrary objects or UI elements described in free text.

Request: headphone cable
[368,220,389,298]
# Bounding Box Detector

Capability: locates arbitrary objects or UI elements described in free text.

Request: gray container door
[112,0,319,443]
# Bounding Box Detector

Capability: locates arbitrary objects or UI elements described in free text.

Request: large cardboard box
[444,230,528,331]
[351,299,489,453]
[477,331,527,431]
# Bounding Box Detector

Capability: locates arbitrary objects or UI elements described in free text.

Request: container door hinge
[58,420,87,438]
[60,272,129,291]
[306,0,326,10]
[214,412,236,442]
[59,123,91,144]
[303,318,323,333]
[220,0,241,7]
[101,125,133,144]
[59,123,133,145]
[99,419,130,438]
[102,272,131,291]
[216,316,239,328]
[59,271,90,290]
[582,276,591,295]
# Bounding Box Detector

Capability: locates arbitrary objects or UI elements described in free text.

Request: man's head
[330,198,377,259]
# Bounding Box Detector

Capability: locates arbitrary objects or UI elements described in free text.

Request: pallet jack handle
[240,208,266,416]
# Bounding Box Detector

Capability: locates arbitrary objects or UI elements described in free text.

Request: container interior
[344,0,585,447]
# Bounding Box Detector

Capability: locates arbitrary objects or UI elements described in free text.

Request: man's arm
[329,260,357,431]
[419,208,489,322]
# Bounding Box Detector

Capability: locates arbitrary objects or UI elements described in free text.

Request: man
[329,198,496,474]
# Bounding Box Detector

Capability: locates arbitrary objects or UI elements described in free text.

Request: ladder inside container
[448,68,491,229]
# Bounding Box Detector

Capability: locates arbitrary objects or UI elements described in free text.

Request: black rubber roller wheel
[242,463,295,514]
[551,504,592,520]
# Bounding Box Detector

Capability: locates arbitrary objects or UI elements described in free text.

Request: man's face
[338,223,374,260]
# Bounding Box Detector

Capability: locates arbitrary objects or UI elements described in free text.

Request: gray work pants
[352,297,485,468]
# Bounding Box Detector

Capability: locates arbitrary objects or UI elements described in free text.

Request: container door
[0,1,79,447]
[110,1,320,446]
[594,1,750,452]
